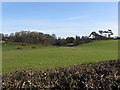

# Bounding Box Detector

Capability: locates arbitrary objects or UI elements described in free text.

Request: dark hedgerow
[2,59,120,90]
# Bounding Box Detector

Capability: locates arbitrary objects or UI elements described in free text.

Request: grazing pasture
[2,40,118,74]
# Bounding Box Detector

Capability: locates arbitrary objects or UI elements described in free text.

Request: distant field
[2,40,118,74]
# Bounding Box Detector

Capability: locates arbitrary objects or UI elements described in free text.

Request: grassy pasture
[2,40,118,74]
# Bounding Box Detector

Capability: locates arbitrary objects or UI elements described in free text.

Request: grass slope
[2,40,118,74]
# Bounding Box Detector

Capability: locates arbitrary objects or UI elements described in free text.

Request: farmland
[2,40,118,74]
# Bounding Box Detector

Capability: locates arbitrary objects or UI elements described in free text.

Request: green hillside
[2,40,118,74]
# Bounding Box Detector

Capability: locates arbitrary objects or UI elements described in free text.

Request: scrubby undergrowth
[2,59,120,90]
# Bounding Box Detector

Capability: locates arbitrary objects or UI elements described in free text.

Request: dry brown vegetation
[2,59,120,90]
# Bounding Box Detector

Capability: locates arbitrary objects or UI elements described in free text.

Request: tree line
[0,30,117,46]
[1,31,56,45]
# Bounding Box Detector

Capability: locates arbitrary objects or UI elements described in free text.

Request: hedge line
[2,59,120,90]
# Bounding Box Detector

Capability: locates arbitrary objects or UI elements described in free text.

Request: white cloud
[66,16,87,20]
[26,28,84,38]
[3,18,118,38]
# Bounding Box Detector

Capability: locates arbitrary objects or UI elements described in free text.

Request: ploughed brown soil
[2,59,120,90]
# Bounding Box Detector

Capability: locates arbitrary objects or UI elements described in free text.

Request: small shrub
[21,44,27,46]
[16,47,22,49]
[31,46,36,49]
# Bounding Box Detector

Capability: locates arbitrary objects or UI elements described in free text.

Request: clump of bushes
[2,59,120,89]
[31,46,36,49]
[16,47,22,50]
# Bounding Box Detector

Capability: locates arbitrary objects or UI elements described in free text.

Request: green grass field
[2,40,118,74]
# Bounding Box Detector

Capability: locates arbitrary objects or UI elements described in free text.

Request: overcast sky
[2,2,118,38]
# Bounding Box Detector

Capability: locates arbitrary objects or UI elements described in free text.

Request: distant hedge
[2,59,120,89]
[1,31,112,46]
